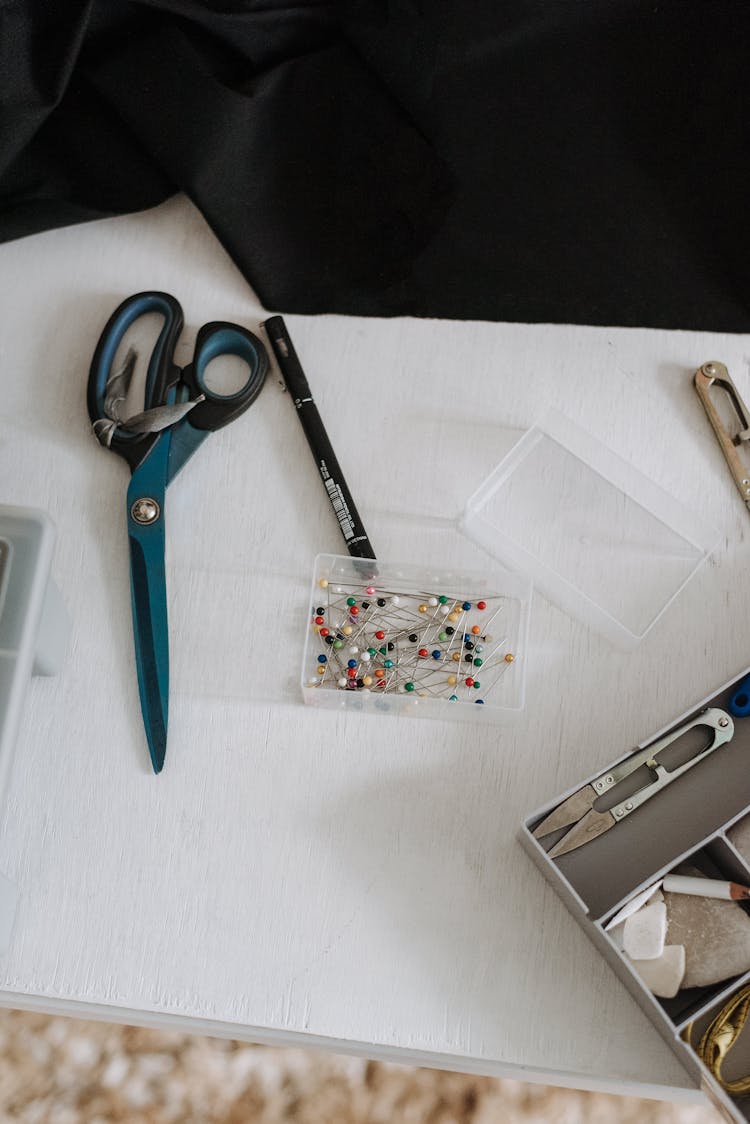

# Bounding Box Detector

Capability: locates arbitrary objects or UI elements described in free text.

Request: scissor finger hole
[200,353,253,398]
[108,313,167,414]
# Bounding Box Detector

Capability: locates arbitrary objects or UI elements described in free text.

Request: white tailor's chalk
[663,874,750,901]
[608,922,626,952]
[630,945,686,999]
[605,881,663,931]
[623,900,667,960]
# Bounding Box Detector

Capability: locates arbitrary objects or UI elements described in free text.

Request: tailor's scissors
[532,708,734,859]
[88,291,269,773]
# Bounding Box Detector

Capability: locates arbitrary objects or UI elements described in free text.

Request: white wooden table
[1,194,748,1101]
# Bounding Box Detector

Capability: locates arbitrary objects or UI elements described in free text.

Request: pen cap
[264,316,311,400]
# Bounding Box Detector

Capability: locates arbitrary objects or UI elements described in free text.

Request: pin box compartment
[521,667,750,1123]
[301,553,531,721]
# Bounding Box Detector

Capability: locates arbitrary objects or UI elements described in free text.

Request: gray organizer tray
[522,668,750,1124]
[0,506,67,953]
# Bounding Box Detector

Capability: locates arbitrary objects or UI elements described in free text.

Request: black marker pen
[263,316,376,561]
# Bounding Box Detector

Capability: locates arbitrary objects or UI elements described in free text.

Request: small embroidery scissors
[694,361,750,513]
[532,708,734,859]
[88,292,268,773]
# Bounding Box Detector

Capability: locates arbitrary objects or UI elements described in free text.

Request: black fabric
[1,1,749,330]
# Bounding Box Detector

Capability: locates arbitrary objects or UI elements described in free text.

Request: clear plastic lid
[460,410,718,651]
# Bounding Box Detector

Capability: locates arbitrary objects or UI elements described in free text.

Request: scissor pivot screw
[703,363,718,376]
[131,498,161,525]
[719,716,729,727]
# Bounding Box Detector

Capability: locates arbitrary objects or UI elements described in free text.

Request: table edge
[0,989,701,1103]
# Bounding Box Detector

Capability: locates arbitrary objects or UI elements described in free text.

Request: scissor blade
[126,436,171,774]
[532,785,597,841]
[547,808,616,859]
[128,528,169,773]
[166,420,209,486]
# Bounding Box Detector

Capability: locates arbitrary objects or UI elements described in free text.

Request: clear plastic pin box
[301,554,531,722]
[300,409,717,721]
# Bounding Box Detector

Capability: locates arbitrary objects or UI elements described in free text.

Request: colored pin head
[307,574,519,710]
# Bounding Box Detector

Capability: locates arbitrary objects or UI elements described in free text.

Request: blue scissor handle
[182,321,269,432]
[729,674,750,717]
[87,292,183,472]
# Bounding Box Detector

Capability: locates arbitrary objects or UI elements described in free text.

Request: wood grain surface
[1,194,748,1099]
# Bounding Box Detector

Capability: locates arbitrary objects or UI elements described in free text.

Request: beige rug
[0,1010,725,1123]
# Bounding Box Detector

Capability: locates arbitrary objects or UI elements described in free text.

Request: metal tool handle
[606,708,733,821]
[591,707,733,796]
[695,361,750,509]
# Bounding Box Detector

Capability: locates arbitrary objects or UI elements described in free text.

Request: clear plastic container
[301,553,531,722]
